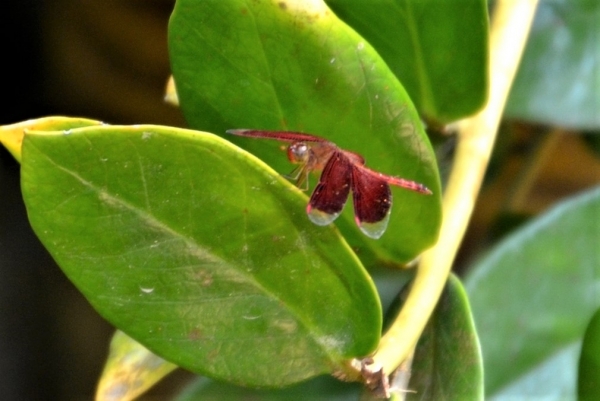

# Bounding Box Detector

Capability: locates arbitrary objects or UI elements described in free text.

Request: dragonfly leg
[285,164,310,191]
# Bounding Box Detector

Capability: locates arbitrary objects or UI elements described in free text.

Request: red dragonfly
[226,129,432,239]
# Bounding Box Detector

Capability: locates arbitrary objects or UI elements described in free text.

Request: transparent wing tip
[355,214,391,239]
[307,205,340,226]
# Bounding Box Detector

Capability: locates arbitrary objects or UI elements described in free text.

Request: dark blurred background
[1,1,598,400]
[0,1,190,399]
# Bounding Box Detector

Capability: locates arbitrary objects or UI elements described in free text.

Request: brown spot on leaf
[188,327,203,341]
[193,270,213,287]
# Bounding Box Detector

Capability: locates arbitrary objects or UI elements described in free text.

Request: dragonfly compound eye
[287,142,310,163]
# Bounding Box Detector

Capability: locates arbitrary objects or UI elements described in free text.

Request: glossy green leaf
[325,0,489,124]
[465,186,600,397]
[579,308,600,400]
[20,125,381,387]
[175,375,361,401]
[96,330,177,401]
[168,0,442,264]
[505,0,600,129]
[406,274,483,400]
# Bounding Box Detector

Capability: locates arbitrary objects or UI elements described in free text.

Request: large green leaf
[407,274,483,400]
[465,186,600,397]
[505,0,600,129]
[168,0,441,264]
[325,0,489,124]
[488,342,580,400]
[20,125,381,387]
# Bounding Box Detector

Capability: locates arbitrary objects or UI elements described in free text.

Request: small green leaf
[404,274,483,400]
[169,0,441,264]
[505,0,600,129]
[21,125,381,386]
[465,186,600,396]
[96,330,177,401]
[579,308,600,400]
[325,0,489,124]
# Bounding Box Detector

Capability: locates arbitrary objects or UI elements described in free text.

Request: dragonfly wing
[306,151,352,226]
[351,166,393,239]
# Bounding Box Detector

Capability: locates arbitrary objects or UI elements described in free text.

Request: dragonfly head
[287,142,311,164]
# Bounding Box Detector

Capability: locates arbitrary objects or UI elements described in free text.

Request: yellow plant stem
[372,0,540,376]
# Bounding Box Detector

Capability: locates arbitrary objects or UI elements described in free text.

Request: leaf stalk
[372,0,541,376]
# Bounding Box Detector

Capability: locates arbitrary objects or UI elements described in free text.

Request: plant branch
[371,0,540,376]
